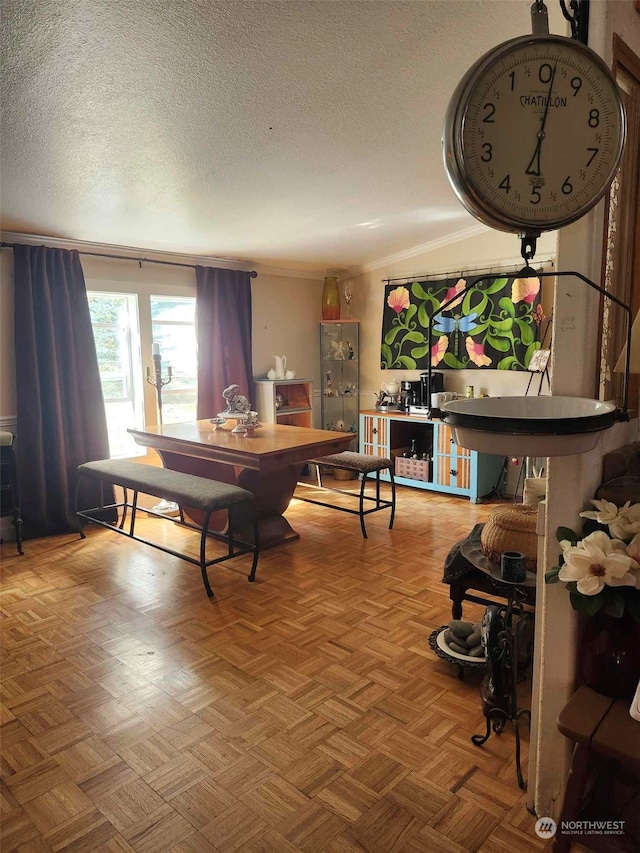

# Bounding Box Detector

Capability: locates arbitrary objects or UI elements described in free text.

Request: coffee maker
[400,380,420,412]
[416,371,444,409]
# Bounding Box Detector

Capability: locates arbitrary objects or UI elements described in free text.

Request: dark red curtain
[13,244,113,537]
[195,266,253,419]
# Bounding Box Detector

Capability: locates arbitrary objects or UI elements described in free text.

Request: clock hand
[525,62,557,177]
[526,138,543,178]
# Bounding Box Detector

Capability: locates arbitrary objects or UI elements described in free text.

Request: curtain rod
[382,258,554,284]
[0,242,258,277]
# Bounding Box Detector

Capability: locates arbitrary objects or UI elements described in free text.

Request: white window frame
[150,295,198,413]
[86,276,197,458]
[88,291,145,457]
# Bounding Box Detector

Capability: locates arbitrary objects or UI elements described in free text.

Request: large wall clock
[443,32,626,235]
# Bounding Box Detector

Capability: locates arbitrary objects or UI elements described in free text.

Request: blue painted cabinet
[359,410,504,503]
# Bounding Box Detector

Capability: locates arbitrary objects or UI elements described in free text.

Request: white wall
[0,252,16,420]
[0,251,18,542]
[251,271,323,406]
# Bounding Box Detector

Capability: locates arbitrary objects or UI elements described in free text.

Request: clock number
[570,76,582,96]
[562,177,573,195]
[586,147,599,167]
[538,63,553,84]
[482,103,496,123]
[531,187,542,204]
[588,109,600,128]
[480,143,493,162]
[508,71,516,91]
[499,175,511,193]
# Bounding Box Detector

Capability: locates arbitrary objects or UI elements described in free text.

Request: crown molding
[3,225,544,281]
[359,223,490,273]
[0,231,323,281]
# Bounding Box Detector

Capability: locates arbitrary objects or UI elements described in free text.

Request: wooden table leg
[236,465,301,548]
[155,451,302,549]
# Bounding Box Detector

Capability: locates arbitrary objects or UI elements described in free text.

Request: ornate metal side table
[460,539,536,789]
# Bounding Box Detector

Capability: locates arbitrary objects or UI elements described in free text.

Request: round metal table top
[460,539,537,588]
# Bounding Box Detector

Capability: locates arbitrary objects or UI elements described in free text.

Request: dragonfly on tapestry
[433,312,478,358]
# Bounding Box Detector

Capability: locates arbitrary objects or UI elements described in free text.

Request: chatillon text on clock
[519,94,568,108]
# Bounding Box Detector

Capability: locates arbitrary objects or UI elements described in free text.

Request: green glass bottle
[322,276,340,320]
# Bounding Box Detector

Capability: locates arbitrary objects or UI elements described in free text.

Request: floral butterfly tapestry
[381,275,544,371]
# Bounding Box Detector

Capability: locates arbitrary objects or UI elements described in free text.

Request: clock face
[443,34,626,233]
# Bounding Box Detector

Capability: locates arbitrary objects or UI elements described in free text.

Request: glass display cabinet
[320,321,359,448]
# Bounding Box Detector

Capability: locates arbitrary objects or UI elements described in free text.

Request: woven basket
[333,468,358,481]
[480,505,538,572]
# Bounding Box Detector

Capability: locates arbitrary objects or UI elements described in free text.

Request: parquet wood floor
[1,484,548,853]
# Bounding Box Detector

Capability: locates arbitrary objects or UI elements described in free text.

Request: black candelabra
[146,350,172,425]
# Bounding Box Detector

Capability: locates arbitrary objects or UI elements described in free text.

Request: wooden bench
[75,459,259,597]
[297,451,395,538]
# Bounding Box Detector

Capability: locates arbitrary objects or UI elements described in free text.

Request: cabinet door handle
[450,469,457,476]
[372,428,377,435]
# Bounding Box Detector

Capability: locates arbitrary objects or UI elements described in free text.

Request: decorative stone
[448,640,469,655]
[467,631,482,647]
[448,620,474,639]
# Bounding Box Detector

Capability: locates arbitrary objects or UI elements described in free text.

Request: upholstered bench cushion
[78,460,253,513]
[309,451,392,473]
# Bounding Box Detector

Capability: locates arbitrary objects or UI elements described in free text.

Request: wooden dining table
[128,420,353,547]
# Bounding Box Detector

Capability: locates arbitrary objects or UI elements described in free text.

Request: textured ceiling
[1,0,567,271]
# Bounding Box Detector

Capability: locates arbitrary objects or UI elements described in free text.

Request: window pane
[151,298,195,323]
[92,327,129,378]
[89,292,145,458]
[104,401,143,459]
[161,391,199,426]
[88,294,125,325]
[102,378,128,398]
[151,296,197,424]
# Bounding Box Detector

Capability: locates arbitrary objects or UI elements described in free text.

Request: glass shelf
[320,322,359,446]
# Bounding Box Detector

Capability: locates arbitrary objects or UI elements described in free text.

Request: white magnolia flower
[580,499,627,526]
[623,535,640,585]
[558,530,637,595]
[626,532,640,561]
[609,503,640,540]
[579,500,640,541]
